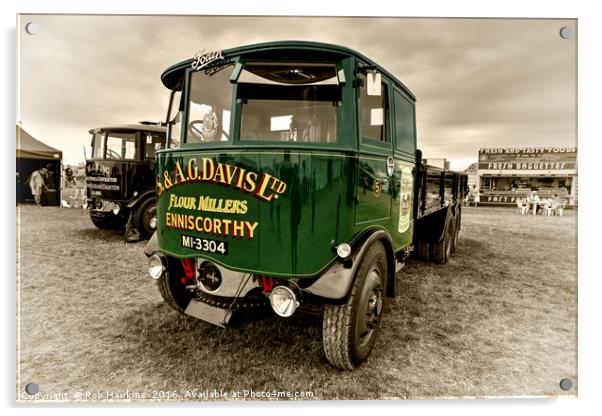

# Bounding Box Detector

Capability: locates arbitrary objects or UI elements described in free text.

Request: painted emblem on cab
[191,49,225,71]
[373,179,382,196]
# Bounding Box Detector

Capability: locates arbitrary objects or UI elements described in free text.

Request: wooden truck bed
[415,161,468,220]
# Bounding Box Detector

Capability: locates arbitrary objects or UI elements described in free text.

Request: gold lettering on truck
[157,157,287,201]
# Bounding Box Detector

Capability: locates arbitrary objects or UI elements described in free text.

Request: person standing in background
[64,166,76,187]
[29,167,47,206]
[42,164,55,189]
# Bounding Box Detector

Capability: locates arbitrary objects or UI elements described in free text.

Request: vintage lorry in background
[85,123,166,239]
[144,41,467,369]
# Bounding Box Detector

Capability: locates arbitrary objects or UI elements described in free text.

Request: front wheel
[90,213,125,230]
[322,240,387,370]
[90,215,114,229]
[157,258,193,315]
[135,199,157,240]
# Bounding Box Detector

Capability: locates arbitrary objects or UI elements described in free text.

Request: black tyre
[417,239,430,261]
[136,199,157,240]
[431,218,454,264]
[157,258,193,315]
[322,240,387,370]
[90,214,124,230]
[450,212,460,254]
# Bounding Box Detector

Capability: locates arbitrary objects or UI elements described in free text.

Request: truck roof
[89,124,166,135]
[161,40,416,100]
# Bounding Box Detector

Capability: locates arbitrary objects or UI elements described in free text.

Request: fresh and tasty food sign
[157,157,287,242]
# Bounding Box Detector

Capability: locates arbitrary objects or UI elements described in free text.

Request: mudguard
[414,205,455,244]
[144,231,159,257]
[126,190,155,209]
[305,229,395,300]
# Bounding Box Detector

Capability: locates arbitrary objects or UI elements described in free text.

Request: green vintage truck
[144,41,467,369]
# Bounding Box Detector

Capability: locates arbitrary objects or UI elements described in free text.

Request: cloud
[18,15,576,165]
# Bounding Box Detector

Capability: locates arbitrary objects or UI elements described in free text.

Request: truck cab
[85,123,166,239]
[145,41,466,369]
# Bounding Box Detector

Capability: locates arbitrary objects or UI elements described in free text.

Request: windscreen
[105,132,137,160]
[238,62,340,143]
[167,90,182,148]
[186,64,234,143]
[91,133,105,159]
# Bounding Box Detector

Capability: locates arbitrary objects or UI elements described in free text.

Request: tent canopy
[16,125,62,160]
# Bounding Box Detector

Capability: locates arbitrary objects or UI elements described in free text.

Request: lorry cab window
[91,132,105,159]
[144,134,165,159]
[393,89,416,154]
[238,62,340,143]
[167,90,182,148]
[106,133,136,160]
[360,73,388,142]
[186,64,234,144]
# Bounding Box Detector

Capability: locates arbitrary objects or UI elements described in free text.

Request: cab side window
[359,73,388,142]
[145,134,165,159]
[393,89,416,154]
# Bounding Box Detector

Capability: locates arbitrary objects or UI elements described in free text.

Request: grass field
[16,205,577,401]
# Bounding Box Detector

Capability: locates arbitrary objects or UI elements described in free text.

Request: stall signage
[480,194,524,204]
[479,193,569,204]
[478,147,576,170]
[86,174,119,191]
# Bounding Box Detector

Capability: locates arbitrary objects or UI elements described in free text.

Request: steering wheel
[188,120,205,140]
[106,148,121,159]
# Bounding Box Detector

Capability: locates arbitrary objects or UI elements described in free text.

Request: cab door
[391,86,418,248]
[355,70,394,228]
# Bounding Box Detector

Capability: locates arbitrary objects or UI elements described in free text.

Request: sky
[17,15,577,170]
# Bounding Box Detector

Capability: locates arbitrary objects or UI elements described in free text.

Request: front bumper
[85,198,129,217]
[184,298,234,328]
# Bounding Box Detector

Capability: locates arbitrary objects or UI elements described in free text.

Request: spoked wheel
[323,240,387,370]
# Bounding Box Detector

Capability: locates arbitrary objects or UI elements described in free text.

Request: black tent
[16,125,62,205]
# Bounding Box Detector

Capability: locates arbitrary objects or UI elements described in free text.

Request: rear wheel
[417,239,430,261]
[431,218,454,264]
[450,213,460,254]
[450,223,459,254]
[322,240,387,369]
